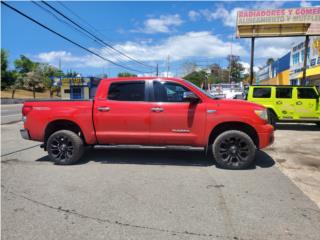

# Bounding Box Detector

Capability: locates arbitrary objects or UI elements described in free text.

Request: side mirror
[183,91,199,102]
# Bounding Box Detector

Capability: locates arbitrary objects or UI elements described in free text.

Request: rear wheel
[47,130,84,165]
[212,130,256,170]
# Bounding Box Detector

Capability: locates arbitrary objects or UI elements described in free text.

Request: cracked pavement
[1,122,320,240]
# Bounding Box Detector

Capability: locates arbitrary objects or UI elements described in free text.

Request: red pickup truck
[21,77,274,169]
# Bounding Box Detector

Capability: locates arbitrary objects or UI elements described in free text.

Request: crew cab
[20,77,274,169]
[247,85,320,127]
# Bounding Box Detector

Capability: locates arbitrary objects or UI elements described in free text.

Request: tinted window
[153,81,190,102]
[108,82,145,101]
[276,88,292,98]
[297,88,318,99]
[253,88,271,98]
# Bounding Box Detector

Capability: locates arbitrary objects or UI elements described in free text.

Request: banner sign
[237,7,320,25]
[237,7,320,37]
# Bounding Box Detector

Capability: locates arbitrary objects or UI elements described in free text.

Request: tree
[266,58,275,66]
[227,55,245,83]
[65,70,79,77]
[183,70,208,87]
[8,71,23,98]
[1,49,8,77]
[23,68,45,98]
[1,49,14,89]
[14,55,38,73]
[39,63,63,97]
[117,72,137,77]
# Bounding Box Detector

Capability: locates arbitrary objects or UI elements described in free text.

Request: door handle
[296,101,302,105]
[151,107,164,112]
[97,106,111,112]
[276,100,282,105]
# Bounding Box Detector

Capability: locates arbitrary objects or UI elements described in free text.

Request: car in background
[247,85,320,127]
[209,83,244,99]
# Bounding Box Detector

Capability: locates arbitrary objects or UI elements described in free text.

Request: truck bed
[23,100,97,144]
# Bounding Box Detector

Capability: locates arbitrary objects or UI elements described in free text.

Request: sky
[2,0,320,77]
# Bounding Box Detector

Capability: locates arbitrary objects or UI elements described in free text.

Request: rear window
[253,88,271,98]
[276,88,292,98]
[108,81,145,101]
[297,88,318,99]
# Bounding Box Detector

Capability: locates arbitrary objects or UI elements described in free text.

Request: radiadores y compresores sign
[236,7,320,37]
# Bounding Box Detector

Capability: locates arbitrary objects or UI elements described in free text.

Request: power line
[41,1,155,70]
[2,1,147,73]
[57,1,145,64]
[31,1,136,67]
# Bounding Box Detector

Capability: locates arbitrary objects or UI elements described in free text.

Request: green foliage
[266,58,275,65]
[14,55,38,73]
[1,49,10,89]
[1,49,8,75]
[65,70,79,77]
[183,70,208,87]
[1,49,64,96]
[227,55,245,83]
[118,72,137,77]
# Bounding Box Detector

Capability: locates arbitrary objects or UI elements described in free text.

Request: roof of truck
[101,77,183,82]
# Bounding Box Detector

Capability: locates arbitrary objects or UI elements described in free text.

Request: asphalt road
[1,104,22,124]
[1,122,320,240]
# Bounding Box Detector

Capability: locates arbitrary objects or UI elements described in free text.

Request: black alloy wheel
[212,130,256,170]
[47,130,84,165]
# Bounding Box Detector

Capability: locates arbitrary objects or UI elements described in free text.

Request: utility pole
[302,35,309,84]
[250,37,255,85]
[156,64,159,77]
[229,36,233,84]
[58,58,62,77]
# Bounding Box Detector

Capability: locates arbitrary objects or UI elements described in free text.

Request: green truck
[247,85,320,127]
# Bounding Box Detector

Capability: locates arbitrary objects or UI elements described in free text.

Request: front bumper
[20,129,30,140]
[258,124,274,149]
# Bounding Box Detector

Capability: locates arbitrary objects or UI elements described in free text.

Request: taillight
[22,106,33,116]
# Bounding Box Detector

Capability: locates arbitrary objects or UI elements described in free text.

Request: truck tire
[47,130,84,165]
[212,130,256,170]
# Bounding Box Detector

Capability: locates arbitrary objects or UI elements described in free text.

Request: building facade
[256,52,291,85]
[289,36,320,86]
[256,36,320,86]
[51,77,102,99]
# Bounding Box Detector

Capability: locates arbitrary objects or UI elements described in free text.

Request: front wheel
[47,130,84,165]
[212,130,256,170]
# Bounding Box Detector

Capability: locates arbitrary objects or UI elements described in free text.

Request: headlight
[254,109,268,121]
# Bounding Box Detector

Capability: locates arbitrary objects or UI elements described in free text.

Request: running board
[94,145,204,151]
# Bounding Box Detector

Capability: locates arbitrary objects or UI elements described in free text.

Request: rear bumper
[20,129,30,140]
[258,124,274,149]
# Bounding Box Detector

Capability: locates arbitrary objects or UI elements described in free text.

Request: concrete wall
[61,86,70,99]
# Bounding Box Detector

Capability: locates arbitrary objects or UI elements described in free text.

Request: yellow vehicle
[247,85,320,127]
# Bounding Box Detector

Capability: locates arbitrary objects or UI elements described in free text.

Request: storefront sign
[51,77,91,87]
[237,7,320,37]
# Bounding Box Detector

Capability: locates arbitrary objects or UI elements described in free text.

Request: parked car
[20,77,274,169]
[246,85,320,127]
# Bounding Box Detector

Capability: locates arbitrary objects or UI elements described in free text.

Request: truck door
[148,80,206,146]
[93,80,151,144]
[294,87,319,120]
